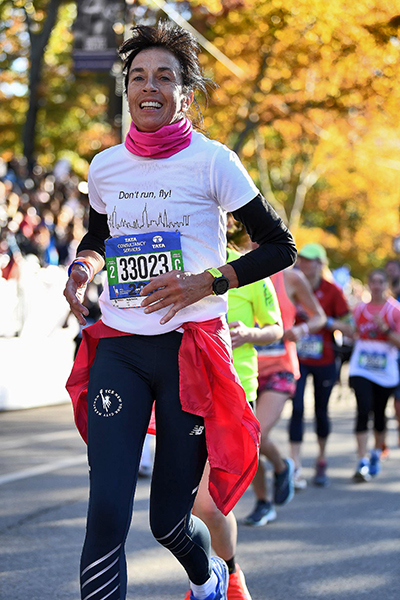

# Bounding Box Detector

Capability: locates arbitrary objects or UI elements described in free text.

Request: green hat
[298,243,328,263]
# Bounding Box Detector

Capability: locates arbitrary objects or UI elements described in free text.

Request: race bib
[255,338,286,357]
[358,351,387,371]
[105,232,184,308]
[297,334,323,360]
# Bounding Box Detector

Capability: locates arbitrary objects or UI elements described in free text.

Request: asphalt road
[1,377,399,600]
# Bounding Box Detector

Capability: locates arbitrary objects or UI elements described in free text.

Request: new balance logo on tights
[189,425,204,436]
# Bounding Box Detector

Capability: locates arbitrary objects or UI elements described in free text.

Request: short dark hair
[118,20,215,128]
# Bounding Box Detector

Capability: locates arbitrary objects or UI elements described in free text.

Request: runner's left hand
[140,270,211,325]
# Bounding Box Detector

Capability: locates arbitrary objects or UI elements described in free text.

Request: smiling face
[127,47,193,132]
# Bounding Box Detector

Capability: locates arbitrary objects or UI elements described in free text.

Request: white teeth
[140,101,162,108]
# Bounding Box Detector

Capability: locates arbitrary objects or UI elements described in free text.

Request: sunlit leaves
[2,0,400,275]
[188,0,400,276]
[0,1,119,176]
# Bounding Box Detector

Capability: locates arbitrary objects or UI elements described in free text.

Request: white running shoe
[294,468,307,490]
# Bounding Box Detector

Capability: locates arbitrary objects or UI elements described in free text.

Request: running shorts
[258,371,296,397]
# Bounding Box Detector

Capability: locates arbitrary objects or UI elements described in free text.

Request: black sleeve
[76,206,110,260]
[230,193,297,287]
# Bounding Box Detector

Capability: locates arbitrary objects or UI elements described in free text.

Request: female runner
[349,269,400,481]
[64,22,296,600]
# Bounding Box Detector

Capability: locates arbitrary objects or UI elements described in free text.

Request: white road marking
[0,455,87,486]
[0,430,79,451]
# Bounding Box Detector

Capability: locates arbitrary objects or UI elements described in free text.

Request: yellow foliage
[2,0,400,276]
[191,0,400,276]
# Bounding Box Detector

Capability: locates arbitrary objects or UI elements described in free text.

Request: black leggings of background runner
[289,362,337,442]
[349,376,394,433]
[80,331,210,600]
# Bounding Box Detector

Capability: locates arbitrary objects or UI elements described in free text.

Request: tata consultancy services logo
[153,235,163,243]
[93,388,123,417]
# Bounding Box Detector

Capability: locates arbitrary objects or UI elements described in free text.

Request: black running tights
[349,375,394,433]
[289,361,337,442]
[80,332,210,600]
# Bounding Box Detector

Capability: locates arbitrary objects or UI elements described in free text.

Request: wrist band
[74,256,95,280]
[68,261,91,279]
[326,317,335,329]
[68,258,94,282]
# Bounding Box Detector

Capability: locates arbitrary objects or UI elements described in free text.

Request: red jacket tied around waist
[66,317,260,516]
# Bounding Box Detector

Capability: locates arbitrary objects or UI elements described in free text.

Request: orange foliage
[192,0,400,277]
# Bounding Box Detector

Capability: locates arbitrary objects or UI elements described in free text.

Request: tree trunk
[232,52,269,154]
[22,0,62,170]
[254,129,288,222]
[288,163,326,233]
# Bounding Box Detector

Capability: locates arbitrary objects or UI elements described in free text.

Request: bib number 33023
[105,232,184,309]
[115,252,170,282]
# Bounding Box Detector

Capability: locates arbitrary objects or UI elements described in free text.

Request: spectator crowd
[0,156,91,337]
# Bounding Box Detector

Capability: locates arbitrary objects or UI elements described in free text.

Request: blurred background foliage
[1,0,400,278]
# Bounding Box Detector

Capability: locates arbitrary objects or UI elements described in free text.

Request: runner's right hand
[63,267,90,326]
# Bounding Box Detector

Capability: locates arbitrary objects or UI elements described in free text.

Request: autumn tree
[22,0,62,168]
[186,0,400,276]
[2,0,400,276]
[0,0,121,174]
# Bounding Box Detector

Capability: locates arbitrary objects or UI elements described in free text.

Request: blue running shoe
[274,457,295,505]
[369,449,381,476]
[243,500,277,526]
[353,458,371,482]
[190,556,229,600]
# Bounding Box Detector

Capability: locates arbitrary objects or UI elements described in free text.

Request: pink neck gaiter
[125,117,193,159]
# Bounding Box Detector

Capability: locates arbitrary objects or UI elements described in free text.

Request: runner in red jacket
[63,22,296,600]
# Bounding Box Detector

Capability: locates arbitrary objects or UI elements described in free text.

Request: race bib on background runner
[255,338,286,357]
[358,351,387,371]
[296,334,324,360]
[105,232,184,308]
